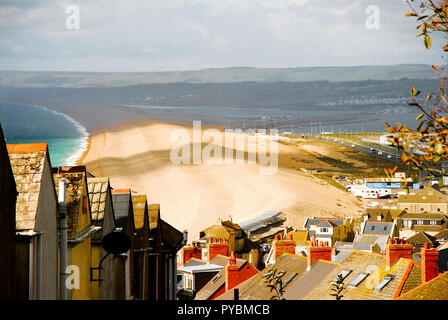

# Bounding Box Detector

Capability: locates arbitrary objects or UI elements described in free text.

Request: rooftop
[53,167,89,239]
[397,271,448,300]
[8,143,51,231]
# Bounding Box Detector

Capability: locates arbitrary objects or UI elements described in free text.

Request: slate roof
[87,177,112,240]
[111,189,132,232]
[352,234,390,252]
[434,229,448,240]
[398,186,448,204]
[303,251,422,300]
[238,211,286,234]
[194,254,250,300]
[397,271,448,300]
[283,260,338,300]
[53,167,89,239]
[160,218,184,250]
[400,212,448,220]
[364,208,405,220]
[362,221,394,235]
[87,177,109,222]
[217,254,309,300]
[405,231,437,246]
[7,143,50,231]
[131,195,147,230]
[148,203,160,232]
[304,217,345,229]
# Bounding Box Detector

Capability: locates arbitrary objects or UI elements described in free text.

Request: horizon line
[0,63,441,74]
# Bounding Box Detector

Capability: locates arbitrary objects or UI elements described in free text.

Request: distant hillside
[0,64,440,88]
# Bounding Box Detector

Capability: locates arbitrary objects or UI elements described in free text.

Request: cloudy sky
[0,0,445,72]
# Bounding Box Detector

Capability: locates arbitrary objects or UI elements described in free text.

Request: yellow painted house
[53,166,100,300]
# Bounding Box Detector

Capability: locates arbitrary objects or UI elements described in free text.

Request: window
[374,276,393,291]
[417,220,424,225]
[384,226,388,231]
[371,225,375,231]
[184,274,194,290]
[430,220,437,225]
[281,272,297,290]
[211,274,221,284]
[332,270,352,283]
[348,273,369,288]
[321,227,328,233]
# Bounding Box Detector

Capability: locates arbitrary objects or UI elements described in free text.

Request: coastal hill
[0,64,440,88]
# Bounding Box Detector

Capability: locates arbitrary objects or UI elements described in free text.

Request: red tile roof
[7,143,48,153]
[111,188,131,194]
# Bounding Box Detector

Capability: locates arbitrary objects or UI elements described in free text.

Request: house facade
[87,177,119,300]
[8,143,59,300]
[397,186,448,213]
[111,189,136,300]
[303,217,355,247]
[53,166,100,300]
[398,212,448,238]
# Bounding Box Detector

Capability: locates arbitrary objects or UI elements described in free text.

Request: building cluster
[2,119,448,300]
[0,124,184,300]
[176,180,448,300]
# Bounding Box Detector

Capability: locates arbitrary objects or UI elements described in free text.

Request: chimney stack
[307,241,332,270]
[272,239,296,261]
[420,243,439,283]
[385,238,413,269]
[178,245,202,266]
[225,252,239,292]
[207,238,229,263]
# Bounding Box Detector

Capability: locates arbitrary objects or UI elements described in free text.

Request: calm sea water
[0,102,88,167]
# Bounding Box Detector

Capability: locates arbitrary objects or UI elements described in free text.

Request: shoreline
[79,118,366,241]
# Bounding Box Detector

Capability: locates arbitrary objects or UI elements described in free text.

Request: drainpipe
[36,231,43,300]
[58,178,68,300]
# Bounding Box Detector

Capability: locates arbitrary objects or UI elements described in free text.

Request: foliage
[265,267,286,300]
[384,1,448,178]
[330,274,345,300]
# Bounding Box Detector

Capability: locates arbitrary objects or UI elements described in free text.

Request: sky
[0,0,446,72]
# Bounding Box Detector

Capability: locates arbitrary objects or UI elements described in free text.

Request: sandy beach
[79,119,368,241]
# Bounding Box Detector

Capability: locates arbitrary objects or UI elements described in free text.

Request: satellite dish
[102,231,131,255]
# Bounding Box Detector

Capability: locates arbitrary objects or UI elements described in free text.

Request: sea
[0,102,89,167]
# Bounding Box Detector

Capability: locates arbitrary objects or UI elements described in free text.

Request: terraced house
[111,188,136,300]
[0,125,17,299]
[397,186,448,213]
[8,143,59,300]
[88,177,120,300]
[398,212,448,238]
[53,166,100,300]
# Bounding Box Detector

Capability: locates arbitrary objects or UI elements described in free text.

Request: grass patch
[314,174,348,192]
